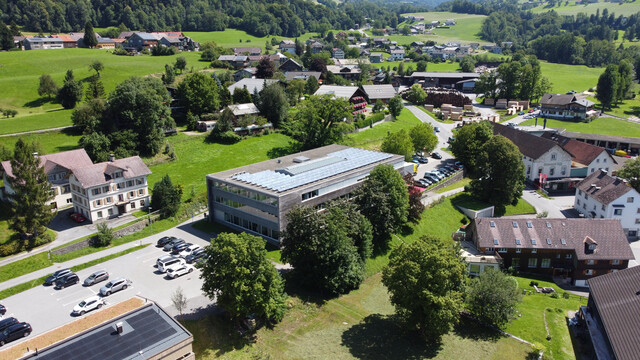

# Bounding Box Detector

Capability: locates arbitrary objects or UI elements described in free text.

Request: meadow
[539,62,603,94]
[184,29,321,50]
[520,116,640,137]
[0,49,208,134]
[530,0,640,16]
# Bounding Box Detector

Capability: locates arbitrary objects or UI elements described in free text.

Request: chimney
[116,322,123,334]
[109,154,115,162]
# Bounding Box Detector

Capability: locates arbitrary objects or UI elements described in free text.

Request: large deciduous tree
[382,235,466,342]
[388,95,403,117]
[89,60,104,78]
[8,139,54,239]
[258,83,289,128]
[450,121,493,177]
[470,135,525,206]
[354,164,408,251]
[406,84,427,105]
[176,72,221,115]
[256,57,275,79]
[381,129,414,161]
[616,157,640,193]
[466,268,521,328]
[151,174,183,217]
[106,76,175,156]
[38,74,58,100]
[409,123,438,154]
[596,64,620,110]
[289,94,351,150]
[200,232,287,325]
[282,203,367,295]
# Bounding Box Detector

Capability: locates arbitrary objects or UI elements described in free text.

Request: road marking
[54,287,92,301]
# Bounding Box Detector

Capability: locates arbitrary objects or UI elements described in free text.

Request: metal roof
[410,72,480,79]
[230,148,392,192]
[314,85,359,99]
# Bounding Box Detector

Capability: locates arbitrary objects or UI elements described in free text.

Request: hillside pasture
[530,0,640,16]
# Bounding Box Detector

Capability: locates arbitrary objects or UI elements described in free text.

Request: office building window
[302,189,319,201]
[528,258,537,268]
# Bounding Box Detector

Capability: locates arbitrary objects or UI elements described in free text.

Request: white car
[166,264,194,279]
[179,244,201,258]
[72,296,106,316]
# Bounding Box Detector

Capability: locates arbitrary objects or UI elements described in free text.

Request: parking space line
[54,287,93,301]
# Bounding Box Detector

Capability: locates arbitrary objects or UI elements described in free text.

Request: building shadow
[340,314,440,360]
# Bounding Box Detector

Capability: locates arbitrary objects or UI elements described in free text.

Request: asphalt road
[0,224,214,349]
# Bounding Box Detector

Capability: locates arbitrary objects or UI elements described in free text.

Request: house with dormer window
[465,218,634,286]
[69,155,151,222]
[574,170,640,239]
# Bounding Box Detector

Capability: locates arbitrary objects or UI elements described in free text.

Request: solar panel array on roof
[231,148,393,192]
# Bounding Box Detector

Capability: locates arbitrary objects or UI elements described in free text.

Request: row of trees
[475,53,552,102]
[381,122,438,161]
[595,60,635,110]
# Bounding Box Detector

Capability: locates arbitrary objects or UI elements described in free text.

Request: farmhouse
[69,155,151,223]
[574,170,640,239]
[314,85,368,114]
[206,145,405,245]
[24,37,64,50]
[50,34,77,48]
[279,40,296,54]
[493,123,573,189]
[124,32,159,51]
[389,49,405,61]
[1,149,93,210]
[369,52,383,63]
[540,93,597,121]
[361,84,397,103]
[279,58,303,72]
[233,46,261,56]
[326,65,361,81]
[541,132,616,177]
[581,266,640,360]
[228,78,279,95]
[465,218,633,287]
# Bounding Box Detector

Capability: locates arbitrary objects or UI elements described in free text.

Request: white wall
[587,152,613,175]
[524,145,572,182]
[574,187,640,236]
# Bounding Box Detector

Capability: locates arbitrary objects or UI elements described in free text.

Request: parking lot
[0,225,213,348]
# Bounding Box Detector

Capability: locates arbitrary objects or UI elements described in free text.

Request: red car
[70,213,86,223]
[528,109,535,113]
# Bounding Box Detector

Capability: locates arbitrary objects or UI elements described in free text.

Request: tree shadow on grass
[23,97,55,108]
[341,314,441,360]
[181,311,254,357]
[453,316,502,342]
[282,273,330,307]
[266,142,301,159]
[624,106,640,117]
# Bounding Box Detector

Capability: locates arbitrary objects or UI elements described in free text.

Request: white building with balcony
[69,155,151,222]
[575,169,640,239]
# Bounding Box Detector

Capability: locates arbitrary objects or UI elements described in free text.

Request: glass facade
[213,181,278,207]
[223,212,280,240]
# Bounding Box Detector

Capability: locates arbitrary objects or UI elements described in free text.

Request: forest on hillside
[0,0,426,37]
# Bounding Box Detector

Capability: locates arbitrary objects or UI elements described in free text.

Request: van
[157,256,186,273]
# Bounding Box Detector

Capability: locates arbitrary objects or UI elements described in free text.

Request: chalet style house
[540,93,597,121]
[465,218,634,287]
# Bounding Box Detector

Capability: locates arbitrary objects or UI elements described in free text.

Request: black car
[432,152,443,159]
[0,322,31,346]
[0,318,19,333]
[156,236,176,247]
[163,238,185,251]
[55,273,80,289]
[171,242,191,255]
[83,270,109,286]
[185,248,206,264]
[0,304,5,316]
[44,268,72,286]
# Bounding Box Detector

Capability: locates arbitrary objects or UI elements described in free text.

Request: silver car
[99,278,131,296]
[83,270,109,286]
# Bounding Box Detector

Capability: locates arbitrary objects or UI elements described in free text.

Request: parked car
[424,174,440,183]
[72,296,106,316]
[83,270,109,286]
[69,213,86,223]
[418,179,432,187]
[171,242,191,255]
[185,248,207,264]
[157,256,186,273]
[44,269,72,286]
[0,318,19,333]
[166,264,194,279]
[156,236,176,247]
[0,322,31,346]
[418,156,429,164]
[518,112,525,115]
[447,137,455,143]
[100,278,131,296]
[163,238,185,252]
[426,171,444,180]
[528,109,535,113]
[432,152,442,159]
[55,273,80,289]
[0,304,5,316]
[180,244,201,258]
[411,159,420,165]
[434,126,440,132]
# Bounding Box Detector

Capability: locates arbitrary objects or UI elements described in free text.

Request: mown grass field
[521,116,640,137]
[378,12,489,45]
[587,89,640,119]
[183,273,534,360]
[530,0,640,16]
[342,107,423,151]
[371,59,461,72]
[539,62,603,94]
[0,49,208,134]
[184,29,322,50]
[0,128,82,154]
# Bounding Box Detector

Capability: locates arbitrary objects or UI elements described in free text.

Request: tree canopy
[57,70,83,109]
[176,72,221,115]
[466,268,521,328]
[450,121,493,177]
[381,129,414,161]
[388,95,404,117]
[616,157,640,193]
[409,123,438,154]
[382,235,466,341]
[151,174,183,217]
[258,83,289,128]
[200,232,287,325]
[83,21,98,48]
[288,94,352,150]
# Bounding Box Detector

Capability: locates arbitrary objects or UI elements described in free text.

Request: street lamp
[149,206,153,234]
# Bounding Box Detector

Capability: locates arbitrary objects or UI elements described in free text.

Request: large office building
[206,145,405,244]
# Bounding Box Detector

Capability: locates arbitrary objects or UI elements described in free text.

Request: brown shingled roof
[1,149,93,178]
[492,123,563,160]
[71,156,151,188]
[540,93,576,106]
[541,132,614,166]
[588,266,640,360]
[576,170,635,206]
[472,217,633,261]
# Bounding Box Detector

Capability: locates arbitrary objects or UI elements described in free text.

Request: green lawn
[530,0,640,16]
[587,91,640,119]
[0,129,82,153]
[385,12,490,45]
[184,29,324,50]
[342,107,422,151]
[0,48,208,133]
[183,273,534,360]
[539,62,603,94]
[435,177,471,193]
[506,275,587,360]
[520,116,640,137]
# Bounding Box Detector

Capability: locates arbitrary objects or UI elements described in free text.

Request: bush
[92,223,114,247]
[0,232,54,256]
[562,292,570,299]
[550,292,559,299]
[529,281,539,287]
[113,48,128,56]
[208,130,241,144]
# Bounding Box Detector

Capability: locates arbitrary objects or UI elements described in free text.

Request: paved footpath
[0,214,211,292]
